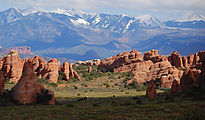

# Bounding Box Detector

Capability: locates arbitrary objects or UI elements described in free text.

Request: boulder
[10,59,55,105]
[146,81,156,98]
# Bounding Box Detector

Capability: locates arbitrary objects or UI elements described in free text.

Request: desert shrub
[124,81,147,91]
[77,93,81,96]
[120,71,134,78]
[82,71,89,78]
[69,76,79,82]
[99,67,107,73]
[37,78,48,84]
[109,75,116,80]
[58,71,65,81]
[103,83,110,88]
[73,85,78,89]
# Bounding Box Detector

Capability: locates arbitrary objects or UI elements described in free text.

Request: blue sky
[0,0,205,21]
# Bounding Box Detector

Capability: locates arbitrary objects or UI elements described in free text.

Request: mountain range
[0,7,205,60]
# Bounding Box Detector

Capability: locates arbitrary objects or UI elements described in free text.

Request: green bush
[37,78,48,84]
[73,85,78,89]
[4,78,10,84]
[58,70,65,81]
[124,81,147,91]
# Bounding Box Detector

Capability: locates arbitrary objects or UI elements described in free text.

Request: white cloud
[1,0,205,13]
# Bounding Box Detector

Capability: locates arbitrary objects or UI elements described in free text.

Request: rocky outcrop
[170,80,182,96]
[135,61,183,88]
[182,56,188,68]
[62,62,70,80]
[42,59,60,83]
[99,50,143,72]
[99,50,184,88]
[146,81,156,98]
[187,55,194,66]
[193,52,200,65]
[10,59,55,105]
[0,46,34,56]
[168,51,184,68]
[61,62,81,81]
[144,49,167,63]
[0,50,25,83]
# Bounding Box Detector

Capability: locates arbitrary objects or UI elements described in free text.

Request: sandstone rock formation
[182,56,188,68]
[0,50,25,83]
[168,51,184,68]
[144,49,167,63]
[61,62,81,81]
[88,66,92,73]
[180,51,205,93]
[99,50,143,72]
[99,50,184,88]
[10,59,55,105]
[187,55,194,66]
[170,80,182,96]
[146,81,156,98]
[42,59,60,83]
[62,62,70,80]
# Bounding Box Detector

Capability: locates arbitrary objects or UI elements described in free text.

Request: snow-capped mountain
[22,7,47,16]
[165,12,205,29]
[51,8,89,19]
[135,14,165,28]
[0,7,204,60]
[0,8,23,24]
[176,12,205,22]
